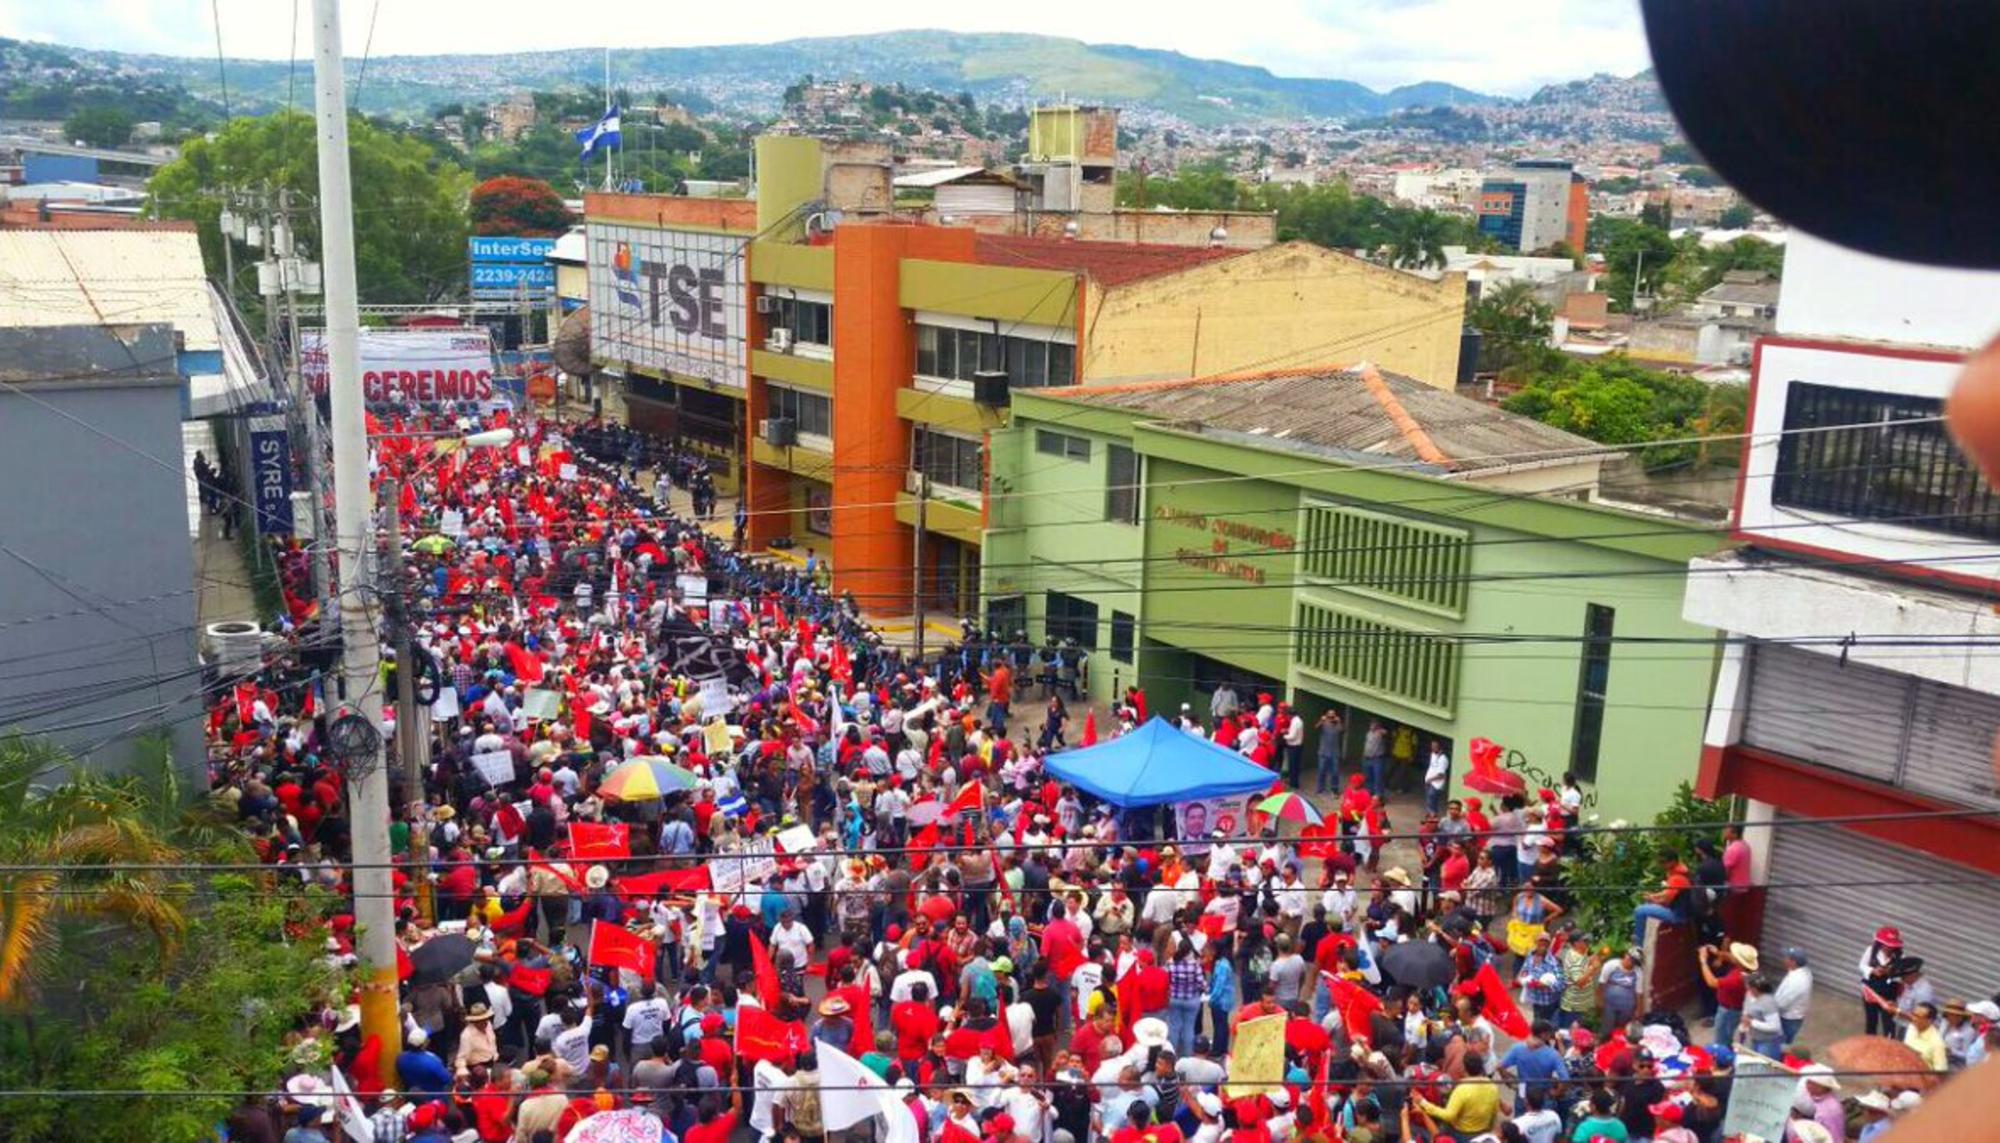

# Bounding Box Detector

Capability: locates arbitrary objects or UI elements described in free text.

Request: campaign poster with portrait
[1173,794,1252,855]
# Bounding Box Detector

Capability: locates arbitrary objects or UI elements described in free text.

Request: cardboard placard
[776,824,817,854]
[559,463,579,482]
[439,508,466,538]
[521,688,562,722]
[703,720,734,756]
[677,573,709,605]
[740,837,780,885]
[711,851,745,896]
[430,687,460,722]
[697,677,733,714]
[1224,1012,1288,1099]
[1719,1054,1796,1143]
[471,750,515,787]
[709,598,734,632]
[1207,896,1242,934]
[1174,795,1250,856]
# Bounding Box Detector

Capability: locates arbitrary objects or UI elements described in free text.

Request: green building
[981,367,1725,824]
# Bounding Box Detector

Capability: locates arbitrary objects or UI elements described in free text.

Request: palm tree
[1390,209,1452,271]
[0,737,191,1007]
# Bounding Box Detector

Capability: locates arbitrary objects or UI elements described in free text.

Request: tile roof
[1040,365,1605,473]
[973,233,1243,288]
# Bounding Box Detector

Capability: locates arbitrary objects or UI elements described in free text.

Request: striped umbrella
[1255,790,1326,826]
[598,756,698,802]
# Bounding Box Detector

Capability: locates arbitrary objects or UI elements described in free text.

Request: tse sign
[588,222,746,388]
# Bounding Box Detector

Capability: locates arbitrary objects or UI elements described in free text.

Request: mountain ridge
[10,29,1521,124]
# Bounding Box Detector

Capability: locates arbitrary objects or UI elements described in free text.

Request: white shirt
[1322,887,1359,925]
[552,1018,594,1073]
[482,981,513,1028]
[1070,962,1105,1021]
[1284,715,1306,747]
[891,968,939,1004]
[1514,1108,1564,1143]
[1003,1089,1051,1143]
[623,997,671,1047]
[749,1059,789,1139]
[1774,967,1815,1021]
[964,1056,1016,1109]
[1426,750,1451,788]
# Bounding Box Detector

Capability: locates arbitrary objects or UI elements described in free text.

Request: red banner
[737,1005,808,1065]
[568,822,630,862]
[587,920,655,978]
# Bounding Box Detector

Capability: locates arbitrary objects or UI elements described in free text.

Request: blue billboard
[468,236,558,263]
[249,417,294,536]
[471,262,557,296]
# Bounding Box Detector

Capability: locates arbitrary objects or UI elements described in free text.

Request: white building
[1681,232,2000,1004]
[1390,167,1484,210]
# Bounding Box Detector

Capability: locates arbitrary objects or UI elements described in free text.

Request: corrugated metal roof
[0,229,219,350]
[1043,366,1604,472]
[894,165,1016,189]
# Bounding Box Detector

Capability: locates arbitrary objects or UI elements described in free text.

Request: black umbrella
[408,934,477,985]
[1380,940,1456,991]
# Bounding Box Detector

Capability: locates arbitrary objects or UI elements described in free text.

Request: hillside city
[0,10,1995,1143]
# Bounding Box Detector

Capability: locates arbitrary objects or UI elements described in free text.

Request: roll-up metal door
[1741,643,1910,783]
[1903,683,2000,809]
[1762,814,2000,1003]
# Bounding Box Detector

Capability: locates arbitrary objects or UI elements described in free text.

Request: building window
[916,323,1073,387]
[911,426,985,493]
[772,296,831,347]
[1296,600,1459,716]
[1045,591,1099,649]
[1105,444,1140,525]
[1773,382,2000,540]
[1301,502,1470,617]
[1569,604,1614,783]
[1036,430,1091,461]
[766,385,831,438]
[1109,610,1135,664]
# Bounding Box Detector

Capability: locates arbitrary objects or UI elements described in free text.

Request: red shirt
[893,1001,942,1060]
[1440,851,1470,893]
[1114,1126,1186,1143]
[1070,1022,1116,1073]
[699,1034,734,1076]
[684,1110,739,1143]
[1041,918,1085,978]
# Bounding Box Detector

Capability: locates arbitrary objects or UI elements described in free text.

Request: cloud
[0,0,1650,94]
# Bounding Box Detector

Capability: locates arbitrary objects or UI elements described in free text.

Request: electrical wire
[4,806,1995,873]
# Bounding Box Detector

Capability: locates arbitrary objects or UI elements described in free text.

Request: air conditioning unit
[754,295,778,315]
[972,369,1010,407]
[767,328,795,353]
[761,416,797,447]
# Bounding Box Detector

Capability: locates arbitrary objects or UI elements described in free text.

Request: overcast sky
[0,0,1650,95]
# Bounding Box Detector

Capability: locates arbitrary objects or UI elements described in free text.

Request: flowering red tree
[469,177,573,236]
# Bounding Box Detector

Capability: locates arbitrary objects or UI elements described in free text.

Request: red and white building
[1684,233,2000,1003]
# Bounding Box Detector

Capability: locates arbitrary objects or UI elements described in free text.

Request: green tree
[469,175,572,236]
[1564,784,1733,944]
[0,737,336,1143]
[1501,355,1719,470]
[1467,280,1555,372]
[62,106,133,148]
[1388,208,1452,271]
[1600,221,1679,312]
[1718,202,1756,229]
[150,111,472,307]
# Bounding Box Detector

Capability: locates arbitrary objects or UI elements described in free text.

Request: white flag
[816,1041,918,1143]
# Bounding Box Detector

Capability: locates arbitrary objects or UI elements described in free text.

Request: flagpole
[600,44,608,189]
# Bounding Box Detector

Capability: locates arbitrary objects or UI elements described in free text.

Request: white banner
[470,750,515,787]
[697,676,733,714]
[1173,794,1252,855]
[301,328,502,406]
[740,837,780,885]
[587,222,748,388]
[429,687,460,722]
[677,573,709,606]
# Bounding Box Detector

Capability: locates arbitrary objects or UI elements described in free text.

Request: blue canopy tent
[1044,717,1280,808]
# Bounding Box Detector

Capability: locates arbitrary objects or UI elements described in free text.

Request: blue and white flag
[576,107,622,158]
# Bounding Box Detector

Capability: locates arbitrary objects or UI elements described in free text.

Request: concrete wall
[0,362,204,779]
[1084,242,1466,388]
[1776,232,2000,349]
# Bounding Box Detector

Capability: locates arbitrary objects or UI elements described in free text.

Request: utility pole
[912,472,929,663]
[381,477,428,800]
[312,0,400,1084]
[280,184,335,620]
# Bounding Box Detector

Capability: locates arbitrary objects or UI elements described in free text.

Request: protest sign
[521,688,562,722]
[698,676,733,714]
[1223,1012,1288,1099]
[776,824,817,854]
[471,750,515,787]
[1720,1053,1797,1143]
[1174,794,1250,855]
[430,687,460,722]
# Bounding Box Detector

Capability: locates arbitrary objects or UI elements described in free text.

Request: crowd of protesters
[204,410,1993,1143]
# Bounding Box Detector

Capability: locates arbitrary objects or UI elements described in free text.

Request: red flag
[491,896,534,937]
[908,823,941,867]
[505,643,546,685]
[749,931,783,1011]
[1472,961,1532,1040]
[1081,711,1098,747]
[830,640,852,684]
[943,781,983,822]
[736,1004,808,1065]
[587,920,655,977]
[572,703,594,744]
[508,962,551,996]
[614,868,710,901]
[1327,974,1385,1044]
[299,680,316,720]
[568,822,630,862]
[832,984,873,1050]
[396,944,412,982]
[1308,1042,1332,1128]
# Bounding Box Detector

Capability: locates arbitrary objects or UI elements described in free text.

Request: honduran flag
[576,107,622,158]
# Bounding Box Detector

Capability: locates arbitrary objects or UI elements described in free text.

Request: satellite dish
[554,305,593,378]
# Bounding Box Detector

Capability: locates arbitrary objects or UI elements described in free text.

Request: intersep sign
[469,236,558,299]
[587,221,746,388]
[469,236,558,262]
[300,328,504,406]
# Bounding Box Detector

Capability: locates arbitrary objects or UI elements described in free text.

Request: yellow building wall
[1082,242,1467,389]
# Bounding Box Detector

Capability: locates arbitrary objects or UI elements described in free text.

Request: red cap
[1648,1100,1684,1124]
[1464,797,1483,810]
[1569,1027,1597,1049]
[702,1012,725,1033]
[1875,926,1904,949]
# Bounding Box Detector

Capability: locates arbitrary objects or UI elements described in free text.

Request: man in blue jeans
[1631,850,1692,947]
[1361,720,1389,799]
[1314,709,1344,792]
